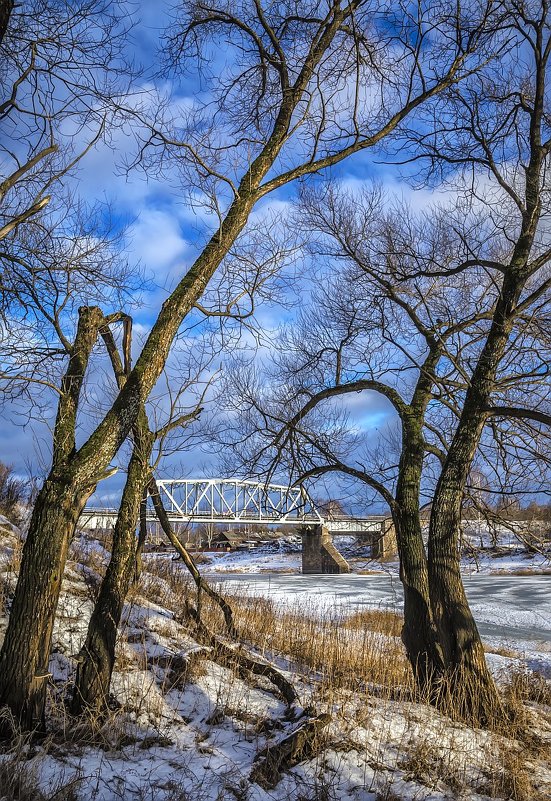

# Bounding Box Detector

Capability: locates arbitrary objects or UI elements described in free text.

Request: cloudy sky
[1,1,445,512]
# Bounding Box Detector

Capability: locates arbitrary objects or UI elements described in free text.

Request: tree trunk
[0,0,13,45]
[428,483,500,722]
[0,477,90,729]
[71,429,153,715]
[428,277,527,723]
[395,409,444,693]
[0,306,104,728]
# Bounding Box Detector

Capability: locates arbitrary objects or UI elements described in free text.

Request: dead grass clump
[152,650,209,693]
[68,539,109,605]
[398,737,464,794]
[344,608,403,637]
[481,742,542,801]
[69,537,108,575]
[0,710,80,800]
[0,756,79,801]
[51,712,136,754]
[73,563,103,604]
[505,668,551,708]
[115,640,147,672]
[131,573,174,609]
[134,571,412,695]
[136,567,412,696]
[484,643,519,658]
[201,592,412,695]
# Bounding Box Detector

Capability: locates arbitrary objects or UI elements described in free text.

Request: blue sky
[0,1,456,513]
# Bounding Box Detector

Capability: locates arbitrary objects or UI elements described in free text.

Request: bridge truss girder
[156,478,323,525]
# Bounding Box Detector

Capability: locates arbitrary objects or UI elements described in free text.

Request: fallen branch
[188,607,299,707]
[147,476,300,707]
[147,475,237,637]
[250,712,332,789]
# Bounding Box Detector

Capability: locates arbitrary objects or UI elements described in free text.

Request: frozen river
[207,572,551,647]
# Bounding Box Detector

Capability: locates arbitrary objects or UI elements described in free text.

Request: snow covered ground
[166,531,551,579]
[0,524,549,800]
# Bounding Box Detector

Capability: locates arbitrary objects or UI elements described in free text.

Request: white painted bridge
[81,477,386,534]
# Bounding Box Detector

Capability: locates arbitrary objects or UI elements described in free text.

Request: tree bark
[0,0,13,45]
[0,306,104,729]
[394,437,444,692]
[0,478,90,730]
[395,524,440,689]
[391,347,445,692]
[71,423,154,715]
[134,487,149,583]
[428,278,529,722]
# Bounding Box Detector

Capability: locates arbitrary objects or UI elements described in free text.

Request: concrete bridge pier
[300,524,350,574]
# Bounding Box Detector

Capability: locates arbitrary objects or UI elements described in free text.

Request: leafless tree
[0,0,501,729]
[218,183,506,697]
[0,1,133,256]
[70,316,211,715]
[408,0,551,723]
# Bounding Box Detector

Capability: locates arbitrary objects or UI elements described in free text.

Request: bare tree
[0,0,500,728]
[0,1,133,253]
[219,184,504,697]
[415,0,551,723]
[71,319,209,715]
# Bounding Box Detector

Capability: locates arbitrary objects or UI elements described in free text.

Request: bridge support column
[300,525,350,574]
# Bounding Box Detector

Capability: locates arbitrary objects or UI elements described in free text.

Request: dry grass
[140,557,551,731]
[505,668,551,709]
[0,545,540,801]
[0,710,81,800]
[343,609,403,637]
[398,736,465,794]
[136,559,412,698]
[202,591,411,695]
[480,741,545,801]
[484,643,519,658]
[491,567,551,576]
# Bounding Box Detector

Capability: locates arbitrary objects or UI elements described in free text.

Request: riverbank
[0,527,549,800]
[154,538,551,577]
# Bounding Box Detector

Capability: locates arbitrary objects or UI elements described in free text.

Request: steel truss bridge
[157,478,324,524]
[81,478,390,540]
[82,478,325,529]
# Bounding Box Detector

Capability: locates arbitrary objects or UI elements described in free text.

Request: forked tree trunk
[394,497,443,693]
